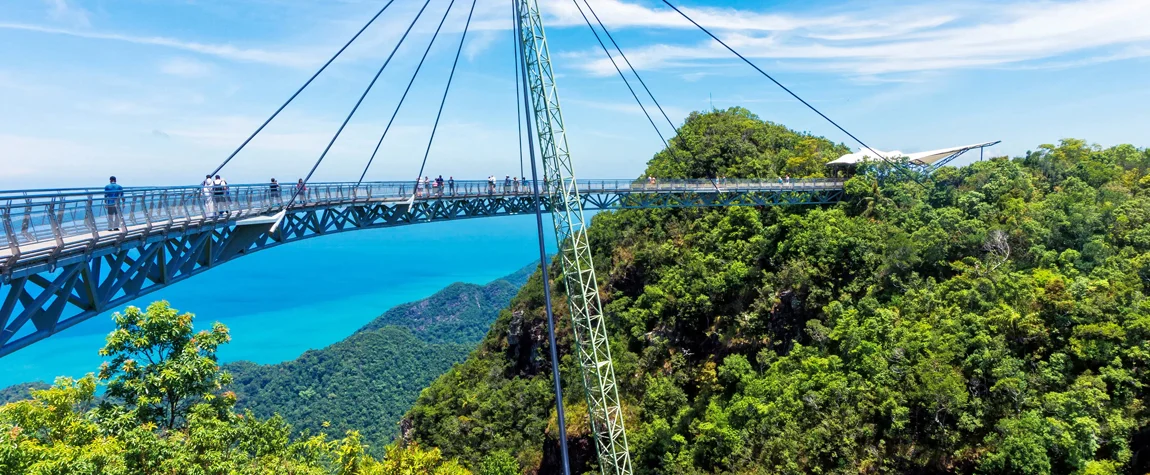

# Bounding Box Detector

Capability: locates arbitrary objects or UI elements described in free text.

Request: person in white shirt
[202,175,215,217]
[212,175,228,216]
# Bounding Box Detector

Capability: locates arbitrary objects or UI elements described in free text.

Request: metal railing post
[46,200,64,249]
[141,194,153,232]
[1,203,19,256]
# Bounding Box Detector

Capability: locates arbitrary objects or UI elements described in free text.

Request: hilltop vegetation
[404,108,1150,474]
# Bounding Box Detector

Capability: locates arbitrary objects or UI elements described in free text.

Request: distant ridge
[226,262,537,454]
[0,381,50,405]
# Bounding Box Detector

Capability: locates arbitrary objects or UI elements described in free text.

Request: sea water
[0,215,565,388]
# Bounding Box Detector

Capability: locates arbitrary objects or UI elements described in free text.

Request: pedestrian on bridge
[104,176,123,231]
[488,176,496,195]
[212,175,228,216]
[202,175,215,217]
[504,175,511,194]
[448,176,455,195]
[270,178,281,204]
[295,179,307,204]
[436,175,444,197]
[513,176,520,194]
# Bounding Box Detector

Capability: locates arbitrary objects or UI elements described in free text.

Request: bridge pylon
[514,0,633,473]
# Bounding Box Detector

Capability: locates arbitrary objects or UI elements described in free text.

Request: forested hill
[0,382,50,405]
[403,108,1150,474]
[358,263,534,344]
[224,263,535,455]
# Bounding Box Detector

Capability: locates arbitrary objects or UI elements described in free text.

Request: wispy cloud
[160,57,213,77]
[43,0,89,27]
[0,22,318,67]
[567,0,1150,76]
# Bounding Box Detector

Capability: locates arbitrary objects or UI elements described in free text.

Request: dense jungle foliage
[0,267,532,474]
[0,301,474,474]
[228,267,531,453]
[404,108,1150,474]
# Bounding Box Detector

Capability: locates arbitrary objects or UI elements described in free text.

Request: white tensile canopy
[827,141,1000,167]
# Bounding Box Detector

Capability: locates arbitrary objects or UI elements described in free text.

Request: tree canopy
[404,108,1150,474]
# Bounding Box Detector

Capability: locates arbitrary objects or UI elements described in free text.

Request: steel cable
[659,0,921,183]
[286,0,436,209]
[513,0,572,472]
[571,0,668,148]
[357,0,461,185]
[411,0,478,191]
[582,0,677,132]
[514,21,526,181]
[208,0,400,179]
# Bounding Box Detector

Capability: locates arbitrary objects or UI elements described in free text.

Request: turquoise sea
[0,215,562,388]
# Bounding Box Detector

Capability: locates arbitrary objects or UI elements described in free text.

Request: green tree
[0,375,127,475]
[478,450,518,475]
[98,301,233,430]
[380,442,471,475]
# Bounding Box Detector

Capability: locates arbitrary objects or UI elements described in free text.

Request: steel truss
[516,0,632,472]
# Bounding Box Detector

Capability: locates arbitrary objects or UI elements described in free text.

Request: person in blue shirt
[104,176,123,231]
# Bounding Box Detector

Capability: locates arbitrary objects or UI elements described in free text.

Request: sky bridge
[0,0,906,471]
[0,178,843,359]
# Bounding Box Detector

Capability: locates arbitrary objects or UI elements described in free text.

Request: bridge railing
[0,178,843,258]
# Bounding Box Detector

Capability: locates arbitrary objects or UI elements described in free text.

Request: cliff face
[404,109,1150,474]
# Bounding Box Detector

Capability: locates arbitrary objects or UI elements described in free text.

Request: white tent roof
[828,141,999,167]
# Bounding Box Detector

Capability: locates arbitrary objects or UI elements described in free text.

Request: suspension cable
[659,0,920,182]
[582,0,676,132]
[514,19,525,180]
[208,0,399,179]
[513,0,571,471]
[357,0,460,185]
[571,0,668,148]
[285,0,435,209]
[411,0,478,190]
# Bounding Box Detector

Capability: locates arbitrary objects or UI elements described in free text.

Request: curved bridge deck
[0,178,842,357]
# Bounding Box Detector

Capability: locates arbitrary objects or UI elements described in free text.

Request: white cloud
[43,0,89,27]
[464,29,499,62]
[565,0,1150,76]
[0,22,319,67]
[160,57,213,77]
[541,0,844,31]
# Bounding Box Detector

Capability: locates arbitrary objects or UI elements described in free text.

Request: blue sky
[1,0,1148,189]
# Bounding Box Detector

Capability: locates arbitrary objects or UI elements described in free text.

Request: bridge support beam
[517,1,633,473]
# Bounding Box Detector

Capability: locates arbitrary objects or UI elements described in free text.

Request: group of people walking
[102,170,791,232]
[415,175,453,197]
[487,175,533,194]
[202,176,308,217]
[412,175,538,197]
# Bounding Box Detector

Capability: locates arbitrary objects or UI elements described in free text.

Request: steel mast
[514,0,632,473]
